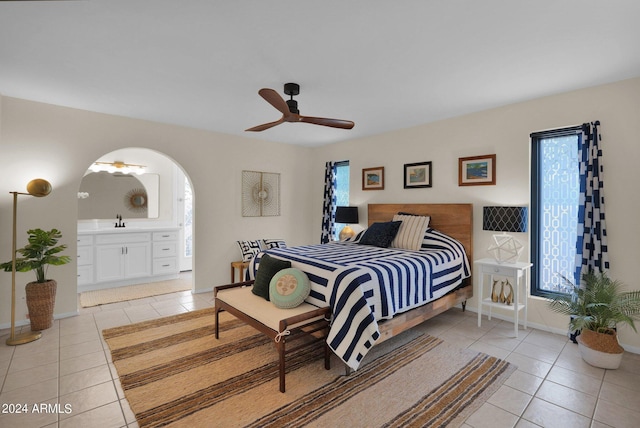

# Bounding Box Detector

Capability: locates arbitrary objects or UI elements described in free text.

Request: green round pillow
[269,268,311,309]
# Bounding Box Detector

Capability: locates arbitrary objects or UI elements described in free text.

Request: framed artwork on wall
[362,166,384,190]
[458,154,496,186]
[403,162,432,188]
[242,170,281,216]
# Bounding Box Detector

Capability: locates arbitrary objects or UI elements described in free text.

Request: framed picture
[242,170,281,216]
[403,162,432,188]
[458,154,496,186]
[362,166,384,190]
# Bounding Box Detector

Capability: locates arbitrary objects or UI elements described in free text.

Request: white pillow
[391,214,430,251]
[237,240,263,262]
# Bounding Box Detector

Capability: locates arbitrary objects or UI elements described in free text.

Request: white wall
[311,77,640,351]
[0,96,314,327]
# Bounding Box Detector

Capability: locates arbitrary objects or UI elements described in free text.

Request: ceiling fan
[246,83,355,132]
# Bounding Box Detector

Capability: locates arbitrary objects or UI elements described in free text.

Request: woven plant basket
[577,327,624,369]
[25,280,57,331]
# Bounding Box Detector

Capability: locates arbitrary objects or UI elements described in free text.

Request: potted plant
[1,228,71,331]
[548,271,640,369]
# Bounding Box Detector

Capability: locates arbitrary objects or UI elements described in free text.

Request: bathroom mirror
[78,172,159,219]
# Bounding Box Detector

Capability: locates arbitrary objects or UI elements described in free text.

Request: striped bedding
[248,228,470,370]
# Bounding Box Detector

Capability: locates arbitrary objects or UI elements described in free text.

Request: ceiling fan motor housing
[284,83,300,113]
[286,99,299,114]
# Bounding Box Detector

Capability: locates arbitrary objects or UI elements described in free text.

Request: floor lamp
[6,178,52,346]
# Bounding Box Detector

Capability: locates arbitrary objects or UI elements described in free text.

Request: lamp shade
[26,178,52,197]
[335,206,359,224]
[483,206,528,233]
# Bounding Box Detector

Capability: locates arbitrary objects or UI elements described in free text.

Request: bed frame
[368,203,474,343]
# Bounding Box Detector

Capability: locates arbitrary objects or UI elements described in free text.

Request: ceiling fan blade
[245,117,285,132]
[299,116,355,129]
[258,88,291,116]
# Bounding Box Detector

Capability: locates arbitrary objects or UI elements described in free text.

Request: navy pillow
[253,254,292,300]
[359,221,402,248]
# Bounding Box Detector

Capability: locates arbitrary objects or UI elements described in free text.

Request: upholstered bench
[214,280,331,392]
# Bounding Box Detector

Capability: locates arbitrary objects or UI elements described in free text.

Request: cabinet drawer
[96,232,151,245]
[153,242,177,258]
[153,231,178,241]
[153,257,178,275]
[77,265,93,285]
[77,235,94,246]
[77,246,93,266]
[481,263,518,277]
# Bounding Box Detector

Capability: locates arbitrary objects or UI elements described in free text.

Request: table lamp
[483,206,528,264]
[335,206,359,240]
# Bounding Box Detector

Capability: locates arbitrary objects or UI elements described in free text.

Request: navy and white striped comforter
[249,228,470,370]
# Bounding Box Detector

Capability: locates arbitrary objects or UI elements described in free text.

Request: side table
[230,260,250,282]
[475,258,533,338]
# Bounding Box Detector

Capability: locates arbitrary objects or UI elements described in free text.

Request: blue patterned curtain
[320,161,337,243]
[575,121,609,285]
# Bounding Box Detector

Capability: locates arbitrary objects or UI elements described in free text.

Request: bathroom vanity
[77,227,180,292]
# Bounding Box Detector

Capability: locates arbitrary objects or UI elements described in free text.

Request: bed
[248,203,473,370]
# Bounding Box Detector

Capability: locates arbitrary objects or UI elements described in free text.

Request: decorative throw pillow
[358,221,402,248]
[237,240,263,262]
[252,254,291,300]
[391,214,431,251]
[262,239,287,249]
[269,268,311,309]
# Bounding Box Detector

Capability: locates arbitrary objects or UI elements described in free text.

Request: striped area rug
[103,308,516,428]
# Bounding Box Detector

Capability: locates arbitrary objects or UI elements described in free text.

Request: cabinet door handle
[162,264,170,267]
[162,248,170,251]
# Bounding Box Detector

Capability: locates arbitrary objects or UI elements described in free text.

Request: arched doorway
[77,147,193,295]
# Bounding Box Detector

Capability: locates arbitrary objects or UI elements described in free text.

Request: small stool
[230,261,250,282]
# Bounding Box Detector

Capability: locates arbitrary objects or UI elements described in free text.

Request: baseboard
[1,311,81,330]
[54,311,80,320]
[465,307,640,355]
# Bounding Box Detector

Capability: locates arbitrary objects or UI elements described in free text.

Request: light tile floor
[1,281,639,428]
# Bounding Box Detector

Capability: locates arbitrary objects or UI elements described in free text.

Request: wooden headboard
[367,203,473,263]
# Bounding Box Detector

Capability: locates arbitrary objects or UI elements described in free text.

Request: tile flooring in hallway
[1,284,640,428]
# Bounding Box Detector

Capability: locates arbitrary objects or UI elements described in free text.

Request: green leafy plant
[0,228,71,283]
[548,271,640,333]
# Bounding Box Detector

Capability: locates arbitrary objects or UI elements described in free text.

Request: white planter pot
[578,342,623,369]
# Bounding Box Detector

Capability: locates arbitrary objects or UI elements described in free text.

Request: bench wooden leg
[214,307,220,339]
[277,339,286,393]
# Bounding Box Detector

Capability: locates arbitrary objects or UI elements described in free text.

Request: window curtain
[320,161,337,243]
[575,121,609,285]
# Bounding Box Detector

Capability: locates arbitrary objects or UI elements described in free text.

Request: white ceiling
[1,1,639,147]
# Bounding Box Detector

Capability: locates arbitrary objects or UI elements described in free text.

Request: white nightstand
[475,258,533,338]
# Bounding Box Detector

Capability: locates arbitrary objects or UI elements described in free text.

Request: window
[333,161,350,240]
[530,126,582,297]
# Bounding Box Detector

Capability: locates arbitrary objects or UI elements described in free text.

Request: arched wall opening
[76,147,194,297]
